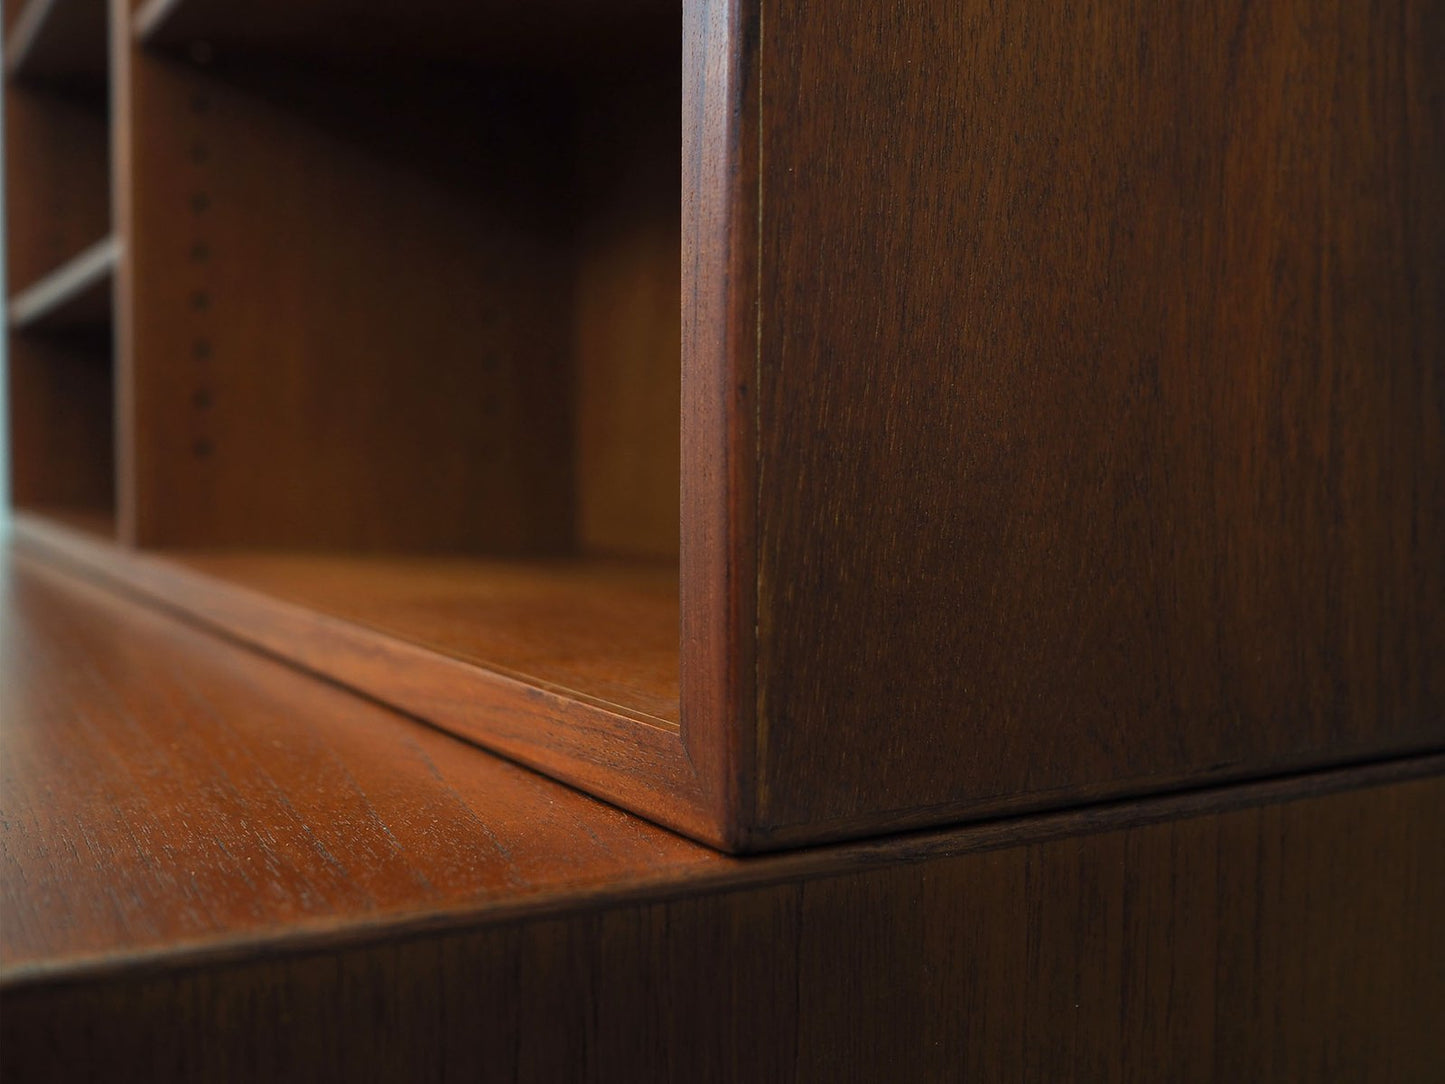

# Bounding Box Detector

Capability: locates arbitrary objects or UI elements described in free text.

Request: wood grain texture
[172,550,680,724]
[12,513,719,843]
[752,0,1445,840]
[2,549,1441,1079]
[679,0,761,848]
[0,547,715,977]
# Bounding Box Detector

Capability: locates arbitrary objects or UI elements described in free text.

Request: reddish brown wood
[2,548,1442,1079]
[749,0,1445,843]
[11,0,1444,856]
[11,513,718,844]
[679,0,761,848]
[172,550,680,724]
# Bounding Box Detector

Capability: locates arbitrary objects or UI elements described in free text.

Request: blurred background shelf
[5,0,107,90]
[7,233,116,332]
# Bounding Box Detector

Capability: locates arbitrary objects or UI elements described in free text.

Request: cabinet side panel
[754,0,1445,837]
[679,0,761,840]
[4,770,1441,1079]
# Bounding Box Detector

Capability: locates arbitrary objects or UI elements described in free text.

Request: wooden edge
[6,233,118,329]
[5,0,106,82]
[129,0,173,45]
[109,0,136,545]
[4,0,60,76]
[680,0,762,849]
[5,748,1440,995]
[10,513,727,848]
[745,738,1445,850]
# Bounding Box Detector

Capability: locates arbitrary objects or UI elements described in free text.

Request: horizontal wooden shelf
[7,235,117,333]
[5,0,107,87]
[12,506,115,539]
[173,551,680,726]
[134,0,675,69]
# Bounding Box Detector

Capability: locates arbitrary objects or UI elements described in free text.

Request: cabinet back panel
[575,62,682,561]
[123,54,576,551]
[7,335,115,516]
[754,0,1445,836]
[2,86,109,293]
[123,49,680,559]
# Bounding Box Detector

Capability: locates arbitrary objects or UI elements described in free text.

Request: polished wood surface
[5,339,115,518]
[3,548,1442,1079]
[0,546,709,976]
[749,0,1445,841]
[9,0,1443,860]
[174,550,680,724]
[13,512,718,844]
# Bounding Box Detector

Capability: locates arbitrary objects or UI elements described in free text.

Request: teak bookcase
[6,0,1442,852]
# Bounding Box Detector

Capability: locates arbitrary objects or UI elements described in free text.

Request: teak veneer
[3,548,1443,1079]
[6,0,1443,852]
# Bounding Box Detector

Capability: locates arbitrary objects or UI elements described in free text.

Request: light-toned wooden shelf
[173,550,680,726]
[4,0,107,86]
[7,234,117,333]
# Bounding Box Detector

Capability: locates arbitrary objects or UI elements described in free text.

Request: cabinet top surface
[0,542,720,985]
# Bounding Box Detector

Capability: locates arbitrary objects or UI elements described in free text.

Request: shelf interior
[5,0,107,89]
[172,551,681,725]
[8,233,117,331]
[5,0,115,533]
[134,0,676,72]
[110,6,684,717]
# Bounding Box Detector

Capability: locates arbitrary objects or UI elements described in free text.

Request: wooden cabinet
[6,0,1442,852]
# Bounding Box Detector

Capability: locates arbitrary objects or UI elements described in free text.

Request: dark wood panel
[5,0,107,88]
[2,82,109,293]
[754,0,1445,839]
[134,0,675,74]
[7,233,116,331]
[6,336,114,517]
[11,513,718,843]
[119,50,576,551]
[574,62,682,562]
